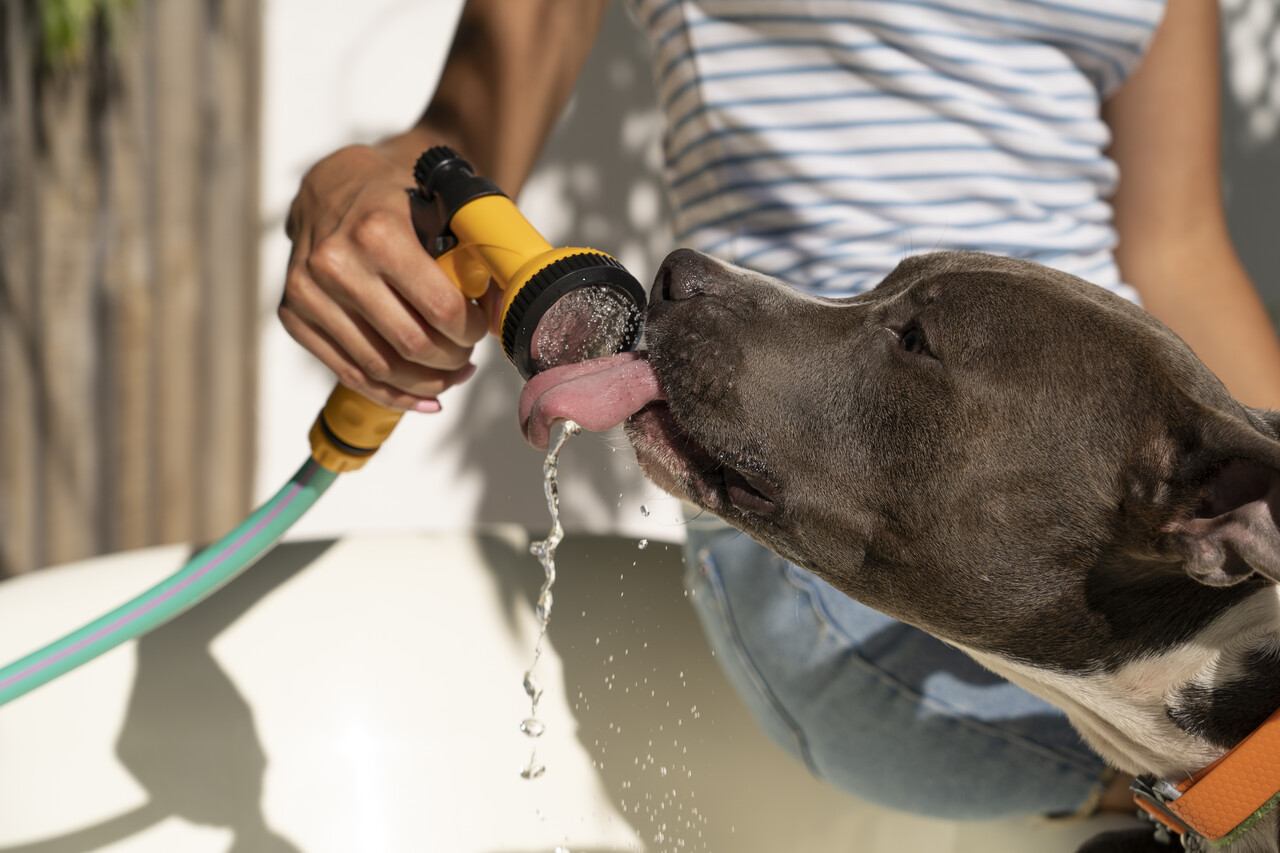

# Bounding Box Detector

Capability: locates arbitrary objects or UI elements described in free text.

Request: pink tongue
[519,351,663,450]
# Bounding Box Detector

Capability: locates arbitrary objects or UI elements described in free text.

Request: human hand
[279,143,497,412]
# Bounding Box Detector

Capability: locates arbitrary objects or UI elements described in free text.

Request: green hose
[0,457,337,707]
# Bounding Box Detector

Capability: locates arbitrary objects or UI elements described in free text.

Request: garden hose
[0,459,336,706]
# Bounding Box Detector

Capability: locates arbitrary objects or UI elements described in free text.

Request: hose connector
[309,385,405,472]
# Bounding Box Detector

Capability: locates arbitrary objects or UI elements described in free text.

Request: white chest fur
[952,586,1280,781]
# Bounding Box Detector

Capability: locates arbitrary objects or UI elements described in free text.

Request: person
[278,0,1280,821]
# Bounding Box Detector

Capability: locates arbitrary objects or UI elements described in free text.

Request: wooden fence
[0,0,262,577]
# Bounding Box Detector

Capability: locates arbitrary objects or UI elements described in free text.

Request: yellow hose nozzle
[409,146,646,380]
[308,145,645,472]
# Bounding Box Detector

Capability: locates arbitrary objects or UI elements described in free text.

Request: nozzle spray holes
[530,286,642,374]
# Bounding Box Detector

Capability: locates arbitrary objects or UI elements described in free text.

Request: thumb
[478,279,505,337]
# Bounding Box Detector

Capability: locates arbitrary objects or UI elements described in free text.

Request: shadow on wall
[1221,0,1280,309]
[439,2,672,533]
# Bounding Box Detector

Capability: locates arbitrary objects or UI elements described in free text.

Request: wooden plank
[100,1,156,553]
[36,51,104,567]
[196,0,261,541]
[148,0,203,544]
[0,0,43,576]
[236,0,263,534]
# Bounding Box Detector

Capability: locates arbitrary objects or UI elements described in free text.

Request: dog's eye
[899,325,929,355]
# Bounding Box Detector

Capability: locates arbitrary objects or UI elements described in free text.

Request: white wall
[256,0,1280,541]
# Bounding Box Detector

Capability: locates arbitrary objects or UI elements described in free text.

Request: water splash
[520,419,581,780]
[531,287,641,373]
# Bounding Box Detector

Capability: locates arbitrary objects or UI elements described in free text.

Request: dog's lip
[626,402,722,509]
[626,401,781,518]
[722,466,780,516]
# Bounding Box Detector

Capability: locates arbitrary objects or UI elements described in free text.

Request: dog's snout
[655,248,710,301]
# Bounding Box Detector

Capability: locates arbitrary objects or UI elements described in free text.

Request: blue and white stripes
[627,0,1166,301]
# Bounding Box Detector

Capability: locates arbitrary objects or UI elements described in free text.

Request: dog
[520,248,1280,853]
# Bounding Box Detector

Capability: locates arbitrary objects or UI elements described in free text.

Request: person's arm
[279,0,610,411]
[1103,0,1280,409]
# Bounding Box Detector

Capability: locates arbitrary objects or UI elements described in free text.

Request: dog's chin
[625,402,781,521]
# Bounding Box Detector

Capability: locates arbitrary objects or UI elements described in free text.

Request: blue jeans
[683,513,1110,820]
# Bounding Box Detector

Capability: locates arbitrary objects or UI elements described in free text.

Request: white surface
[0,531,1133,852]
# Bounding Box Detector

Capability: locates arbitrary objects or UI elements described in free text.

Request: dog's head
[625,249,1280,669]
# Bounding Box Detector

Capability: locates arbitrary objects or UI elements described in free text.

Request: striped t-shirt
[626,0,1167,302]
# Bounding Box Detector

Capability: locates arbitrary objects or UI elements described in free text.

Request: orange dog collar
[1132,705,1280,845]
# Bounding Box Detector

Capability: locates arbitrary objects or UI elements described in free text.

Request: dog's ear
[1165,407,1280,586]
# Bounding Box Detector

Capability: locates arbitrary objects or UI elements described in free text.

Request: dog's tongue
[519,351,662,450]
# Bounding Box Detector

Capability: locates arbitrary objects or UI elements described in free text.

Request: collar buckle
[1131,776,1207,851]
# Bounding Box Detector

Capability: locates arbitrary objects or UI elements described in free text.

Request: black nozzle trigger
[408,146,504,259]
[409,188,456,258]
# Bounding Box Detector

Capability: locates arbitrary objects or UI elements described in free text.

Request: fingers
[279,146,493,409]
[281,241,479,409]
[477,279,506,337]
[304,228,478,369]
[279,296,476,412]
[347,208,493,349]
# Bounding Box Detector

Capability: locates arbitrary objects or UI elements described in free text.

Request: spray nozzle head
[529,284,642,373]
[502,252,646,380]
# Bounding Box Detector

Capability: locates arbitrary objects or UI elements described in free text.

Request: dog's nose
[655,248,709,301]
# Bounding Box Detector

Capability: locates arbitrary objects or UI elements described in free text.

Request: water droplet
[520,763,547,780]
[637,538,649,550]
[523,671,542,703]
[530,287,640,372]
[640,504,650,517]
[520,717,546,738]
[535,591,553,626]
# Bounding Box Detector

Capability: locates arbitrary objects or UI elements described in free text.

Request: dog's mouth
[626,401,781,518]
[518,353,781,518]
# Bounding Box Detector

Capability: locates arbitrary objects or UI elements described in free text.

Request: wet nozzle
[410,146,646,379]
[504,251,645,379]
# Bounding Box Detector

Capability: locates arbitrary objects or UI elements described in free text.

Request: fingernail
[413,398,442,414]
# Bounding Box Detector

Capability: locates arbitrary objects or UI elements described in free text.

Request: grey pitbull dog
[520,249,1280,853]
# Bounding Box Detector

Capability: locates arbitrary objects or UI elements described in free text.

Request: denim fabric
[683,513,1110,820]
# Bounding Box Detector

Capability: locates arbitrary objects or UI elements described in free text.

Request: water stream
[519,419,581,781]
[515,422,704,852]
